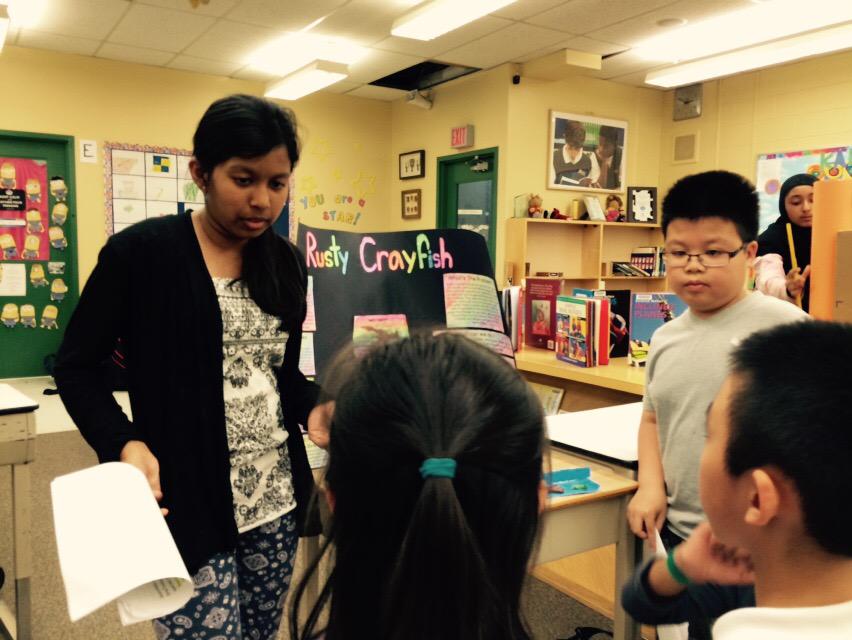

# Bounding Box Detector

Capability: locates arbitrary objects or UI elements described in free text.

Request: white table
[0,384,37,640]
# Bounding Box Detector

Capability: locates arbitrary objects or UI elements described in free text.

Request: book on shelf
[524,278,561,350]
[527,381,565,416]
[570,288,614,365]
[534,271,563,277]
[612,261,651,277]
[628,292,688,367]
[500,286,522,351]
[584,196,606,221]
[555,295,610,367]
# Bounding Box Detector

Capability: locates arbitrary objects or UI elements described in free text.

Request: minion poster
[756,146,851,232]
[0,157,50,261]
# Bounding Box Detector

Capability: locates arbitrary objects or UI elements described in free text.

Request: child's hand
[785,265,810,298]
[121,440,168,517]
[674,522,754,585]
[307,400,334,449]
[627,486,667,549]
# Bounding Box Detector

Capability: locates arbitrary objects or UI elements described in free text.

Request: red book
[524,278,561,350]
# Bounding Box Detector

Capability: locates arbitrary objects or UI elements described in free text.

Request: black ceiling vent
[370,61,481,91]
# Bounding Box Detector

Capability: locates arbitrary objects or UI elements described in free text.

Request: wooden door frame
[436,147,499,266]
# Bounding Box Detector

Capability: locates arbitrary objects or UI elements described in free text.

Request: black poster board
[298,225,510,382]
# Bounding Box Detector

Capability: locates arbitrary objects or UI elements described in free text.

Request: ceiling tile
[182,20,281,63]
[230,65,280,81]
[347,84,408,101]
[598,50,659,79]
[167,55,243,76]
[493,0,568,21]
[108,4,216,53]
[373,16,513,59]
[439,22,568,69]
[96,43,175,66]
[24,0,130,40]
[224,0,349,32]
[312,0,402,46]
[586,0,748,48]
[17,29,102,56]
[135,0,240,18]
[526,0,675,36]
[347,49,425,84]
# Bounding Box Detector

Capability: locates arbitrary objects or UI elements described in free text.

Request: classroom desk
[537,449,639,640]
[0,384,37,640]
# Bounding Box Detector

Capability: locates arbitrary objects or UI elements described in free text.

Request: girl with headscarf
[755,174,815,311]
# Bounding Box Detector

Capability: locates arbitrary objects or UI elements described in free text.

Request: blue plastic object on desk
[544,467,600,498]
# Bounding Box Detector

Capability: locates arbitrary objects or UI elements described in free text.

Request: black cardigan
[54,214,320,574]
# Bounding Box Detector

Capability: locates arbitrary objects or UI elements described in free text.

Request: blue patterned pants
[153,512,298,640]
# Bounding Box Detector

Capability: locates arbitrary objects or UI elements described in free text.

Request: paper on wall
[51,462,193,625]
[0,263,26,296]
[443,272,503,331]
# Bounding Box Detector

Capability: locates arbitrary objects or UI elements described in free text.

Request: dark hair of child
[192,93,304,330]
[726,320,852,556]
[661,170,759,242]
[290,333,546,640]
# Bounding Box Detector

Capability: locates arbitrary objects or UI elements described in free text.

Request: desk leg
[612,496,640,640]
[12,463,32,640]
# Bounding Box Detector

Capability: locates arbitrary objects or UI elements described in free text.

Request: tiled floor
[0,376,133,435]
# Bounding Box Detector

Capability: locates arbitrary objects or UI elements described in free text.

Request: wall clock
[673,83,702,120]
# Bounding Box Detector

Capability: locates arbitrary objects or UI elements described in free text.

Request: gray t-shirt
[643,291,807,538]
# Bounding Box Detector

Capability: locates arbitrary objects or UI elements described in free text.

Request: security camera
[406,90,433,110]
[512,74,521,85]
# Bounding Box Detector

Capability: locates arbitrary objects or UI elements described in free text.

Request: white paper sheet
[51,462,193,625]
[0,264,26,296]
[545,402,642,463]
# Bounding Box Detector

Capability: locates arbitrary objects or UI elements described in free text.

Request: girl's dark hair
[193,94,305,330]
[291,333,545,640]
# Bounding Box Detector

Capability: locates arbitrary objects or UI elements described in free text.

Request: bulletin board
[0,130,79,378]
[756,146,851,232]
[104,142,205,236]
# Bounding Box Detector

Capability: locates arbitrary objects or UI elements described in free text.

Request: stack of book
[630,246,665,276]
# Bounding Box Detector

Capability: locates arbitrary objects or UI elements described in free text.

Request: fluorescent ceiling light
[634,0,852,63]
[247,32,366,77]
[264,60,348,101]
[6,0,48,29]
[392,0,517,41]
[645,22,852,88]
[0,5,9,53]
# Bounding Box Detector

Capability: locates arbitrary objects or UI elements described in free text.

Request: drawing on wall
[756,146,850,232]
[104,142,205,236]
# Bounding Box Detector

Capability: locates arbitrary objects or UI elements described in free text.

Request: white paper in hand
[51,462,193,625]
[654,530,689,640]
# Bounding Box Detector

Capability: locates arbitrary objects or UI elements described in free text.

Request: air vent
[673,133,699,163]
[370,61,480,91]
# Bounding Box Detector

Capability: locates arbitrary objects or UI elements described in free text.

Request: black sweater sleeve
[620,559,756,625]
[54,238,139,462]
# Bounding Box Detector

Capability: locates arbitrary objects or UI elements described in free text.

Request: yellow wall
[0,46,392,287]
[659,49,852,193]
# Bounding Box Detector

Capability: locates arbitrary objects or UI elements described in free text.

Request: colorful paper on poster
[299,332,316,376]
[41,304,59,329]
[31,264,48,286]
[48,262,65,275]
[353,314,409,356]
[2,302,19,327]
[112,149,145,176]
[436,328,515,366]
[302,276,316,332]
[0,157,49,261]
[146,153,176,177]
[0,263,26,296]
[443,273,503,331]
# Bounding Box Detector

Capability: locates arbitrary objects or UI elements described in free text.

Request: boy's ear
[744,240,758,265]
[744,468,780,527]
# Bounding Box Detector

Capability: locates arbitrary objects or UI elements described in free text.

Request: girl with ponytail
[291,333,546,640]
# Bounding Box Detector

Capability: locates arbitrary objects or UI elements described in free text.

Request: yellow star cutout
[308,138,331,162]
[299,176,318,194]
[351,172,375,199]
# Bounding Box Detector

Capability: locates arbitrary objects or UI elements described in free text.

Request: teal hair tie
[419,458,456,479]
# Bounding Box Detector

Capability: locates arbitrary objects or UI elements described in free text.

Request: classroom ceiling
[5,0,780,100]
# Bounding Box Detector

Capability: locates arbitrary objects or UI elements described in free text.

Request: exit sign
[451,125,474,148]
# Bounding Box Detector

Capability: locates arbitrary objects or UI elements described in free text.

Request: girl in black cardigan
[55,95,321,640]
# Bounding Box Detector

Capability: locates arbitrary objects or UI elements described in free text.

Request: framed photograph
[548,111,627,193]
[401,188,421,220]
[627,186,658,224]
[399,150,425,180]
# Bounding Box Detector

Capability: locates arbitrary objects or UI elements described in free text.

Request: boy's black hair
[662,170,758,241]
[726,320,852,557]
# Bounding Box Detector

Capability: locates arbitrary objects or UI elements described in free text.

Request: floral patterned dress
[214,278,296,533]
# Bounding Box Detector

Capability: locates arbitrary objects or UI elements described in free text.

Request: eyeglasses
[662,245,747,268]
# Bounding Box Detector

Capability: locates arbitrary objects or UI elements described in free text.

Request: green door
[437,148,498,267]
[0,131,78,377]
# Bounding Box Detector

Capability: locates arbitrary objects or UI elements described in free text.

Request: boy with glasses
[626,171,806,638]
